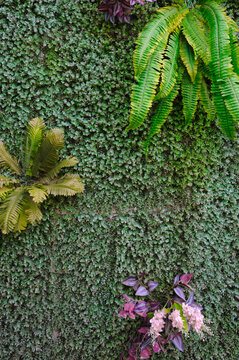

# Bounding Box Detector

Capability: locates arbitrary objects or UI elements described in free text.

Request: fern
[0,119,84,234]
[128,0,239,145]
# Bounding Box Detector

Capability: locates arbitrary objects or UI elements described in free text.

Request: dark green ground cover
[0,0,238,359]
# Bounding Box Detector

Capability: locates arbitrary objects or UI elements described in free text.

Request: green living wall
[0,0,238,359]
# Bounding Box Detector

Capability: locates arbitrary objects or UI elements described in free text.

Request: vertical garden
[0,0,238,359]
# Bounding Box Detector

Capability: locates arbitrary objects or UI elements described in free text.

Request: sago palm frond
[0,119,84,234]
[45,174,84,196]
[0,141,21,175]
[0,187,25,234]
[24,117,45,176]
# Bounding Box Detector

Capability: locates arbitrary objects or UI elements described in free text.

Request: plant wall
[0,1,238,359]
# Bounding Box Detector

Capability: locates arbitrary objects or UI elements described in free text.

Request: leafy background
[0,0,238,359]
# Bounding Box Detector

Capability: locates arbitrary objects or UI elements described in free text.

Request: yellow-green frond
[0,187,13,198]
[199,77,215,122]
[0,187,25,234]
[27,185,48,203]
[33,128,65,176]
[0,141,21,175]
[43,156,78,180]
[45,174,84,197]
[182,9,210,65]
[14,207,28,233]
[24,117,45,176]
[127,36,168,131]
[179,35,198,82]
[158,30,180,98]
[0,175,18,187]
[25,198,43,225]
[219,74,239,122]
[134,5,188,79]
[182,71,201,125]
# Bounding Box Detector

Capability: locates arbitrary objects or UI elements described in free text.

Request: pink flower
[182,303,204,333]
[150,309,166,337]
[169,310,184,331]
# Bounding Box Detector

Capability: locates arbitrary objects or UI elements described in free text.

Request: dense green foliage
[127,0,239,146]
[0,1,238,359]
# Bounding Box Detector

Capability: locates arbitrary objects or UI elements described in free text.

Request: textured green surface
[0,1,238,359]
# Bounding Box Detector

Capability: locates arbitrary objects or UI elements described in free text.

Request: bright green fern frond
[182,9,210,65]
[32,128,64,176]
[133,5,188,79]
[179,35,198,82]
[27,185,48,203]
[182,70,201,125]
[212,82,236,138]
[158,30,180,98]
[144,72,182,149]
[0,142,21,175]
[200,2,233,79]
[127,37,168,131]
[229,27,239,76]
[43,156,78,180]
[24,117,45,176]
[199,77,216,122]
[0,187,13,198]
[0,187,25,234]
[219,74,239,122]
[45,174,84,197]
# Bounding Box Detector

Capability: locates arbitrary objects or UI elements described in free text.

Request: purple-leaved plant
[119,273,212,359]
[98,0,156,24]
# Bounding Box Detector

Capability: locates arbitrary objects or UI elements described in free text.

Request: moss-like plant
[126,0,239,147]
[0,118,84,234]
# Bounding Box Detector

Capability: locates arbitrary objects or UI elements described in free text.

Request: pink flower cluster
[182,303,204,333]
[149,309,166,337]
[169,310,184,331]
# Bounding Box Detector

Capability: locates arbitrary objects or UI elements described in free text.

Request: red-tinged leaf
[138,327,149,334]
[148,281,158,292]
[147,301,160,312]
[171,333,184,352]
[119,310,127,319]
[140,346,152,358]
[128,312,136,319]
[180,273,193,284]
[137,311,148,317]
[173,274,180,285]
[174,286,186,301]
[126,357,135,360]
[159,344,166,353]
[122,293,133,301]
[136,286,149,296]
[122,276,138,287]
[153,342,160,353]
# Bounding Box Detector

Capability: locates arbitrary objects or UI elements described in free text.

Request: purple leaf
[174,286,186,301]
[122,276,138,287]
[180,273,193,284]
[171,333,184,352]
[173,296,183,304]
[191,302,203,311]
[148,280,158,292]
[138,327,149,334]
[173,274,180,286]
[147,301,160,312]
[135,286,149,297]
[135,301,148,313]
[133,283,139,291]
[140,338,152,350]
[140,347,152,359]
[186,293,194,305]
[153,341,160,353]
